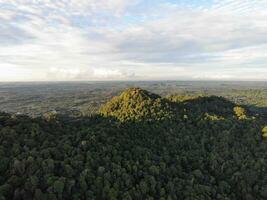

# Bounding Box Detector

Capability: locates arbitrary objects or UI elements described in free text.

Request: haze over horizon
[1,0,267,82]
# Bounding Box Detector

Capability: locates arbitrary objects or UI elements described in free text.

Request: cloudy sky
[0,0,267,81]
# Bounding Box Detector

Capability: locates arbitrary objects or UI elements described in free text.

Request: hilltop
[100,88,178,122]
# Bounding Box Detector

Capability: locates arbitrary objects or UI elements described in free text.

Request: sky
[0,0,267,81]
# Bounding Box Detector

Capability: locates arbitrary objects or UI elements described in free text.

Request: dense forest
[1,88,267,200]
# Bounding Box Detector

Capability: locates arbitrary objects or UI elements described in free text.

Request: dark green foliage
[0,88,267,199]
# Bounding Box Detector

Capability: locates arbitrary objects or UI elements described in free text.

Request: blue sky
[0,0,267,81]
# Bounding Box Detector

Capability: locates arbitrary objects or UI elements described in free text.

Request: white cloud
[45,67,135,81]
[93,68,135,79]
[0,0,267,81]
[213,0,267,13]
[48,67,86,80]
[0,63,36,81]
[193,73,234,80]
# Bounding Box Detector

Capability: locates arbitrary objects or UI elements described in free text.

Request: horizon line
[1,80,267,83]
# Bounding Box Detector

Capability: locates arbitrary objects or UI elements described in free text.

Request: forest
[1,87,267,200]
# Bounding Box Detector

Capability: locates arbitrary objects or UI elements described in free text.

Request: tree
[53,178,65,199]
[262,126,267,138]
[233,106,247,120]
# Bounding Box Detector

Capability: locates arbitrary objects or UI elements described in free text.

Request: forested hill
[100,87,251,122]
[1,88,267,200]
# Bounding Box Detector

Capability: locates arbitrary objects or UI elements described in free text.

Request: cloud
[46,67,135,80]
[193,73,234,80]
[213,0,267,13]
[0,0,267,81]
[93,68,135,79]
[0,63,36,81]
[0,23,34,45]
[47,67,88,80]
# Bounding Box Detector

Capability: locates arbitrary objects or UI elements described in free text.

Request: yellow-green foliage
[100,88,176,122]
[167,94,203,103]
[233,106,247,120]
[204,113,225,121]
[43,111,58,122]
[263,126,267,138]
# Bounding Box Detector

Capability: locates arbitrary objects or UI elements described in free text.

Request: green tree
[53,178,65,199]
[233,106,247,120]
[262,126,267,138]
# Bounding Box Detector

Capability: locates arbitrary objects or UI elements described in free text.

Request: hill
[170,95,249,120]
[100,88,178,122]
[100,88,249,122]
